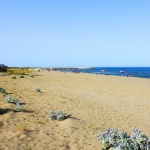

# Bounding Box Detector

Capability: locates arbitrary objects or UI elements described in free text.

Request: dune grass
[7,68,33,75]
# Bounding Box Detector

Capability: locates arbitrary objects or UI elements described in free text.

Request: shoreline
[54,69,150,80]
[52,67,150,79]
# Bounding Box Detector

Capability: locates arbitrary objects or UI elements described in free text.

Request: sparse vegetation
[98,129,150,150]
[50,110,71,121]
[19,75,24,78]
[7,68,32,75]
[0,65,7,72]
[35,88,41,92]
[0,87,6,94]
[5,96,20,104]
[5,95,24,112]
[16,124,27,131]
[29,74,34,78]
[0,87,7,97]
[0,86,25,114]
[11,75,16,79]
[11,102,24,112]
[0,73,6,76]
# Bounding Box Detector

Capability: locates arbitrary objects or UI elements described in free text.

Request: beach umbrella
[120,70,125,76]
[101,70,106,74]
[101,70,106,72]
[71,68,75,73]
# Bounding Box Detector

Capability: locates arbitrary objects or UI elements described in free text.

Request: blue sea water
[70,67,150,79]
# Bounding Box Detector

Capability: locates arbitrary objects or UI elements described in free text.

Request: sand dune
[0,70,150,150]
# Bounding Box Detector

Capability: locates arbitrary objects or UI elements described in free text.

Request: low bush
[35,88,41,92]
[5,96,20,104]
[98,129,150,150]
[11,76,16,79]
[7,68,32,75]
[5,96,24,112]
[50,110,71,121]
[0,74,6,76]
[11,103,24,112]
[0,87,6,94]
[19,75,24,78]
[29,74,34,78]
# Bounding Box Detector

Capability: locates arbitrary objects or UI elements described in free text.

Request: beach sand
[0,70,150,150]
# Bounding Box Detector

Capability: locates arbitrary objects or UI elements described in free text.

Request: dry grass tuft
[16,124,28,131]
[7,68,33,75]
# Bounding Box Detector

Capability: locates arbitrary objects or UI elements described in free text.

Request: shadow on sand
[0,108,11,115]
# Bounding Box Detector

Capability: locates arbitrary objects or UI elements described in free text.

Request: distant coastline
[52,67,150,79]
[4,66,150,79]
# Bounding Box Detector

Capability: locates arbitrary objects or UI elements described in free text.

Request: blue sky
[0,0,150,67]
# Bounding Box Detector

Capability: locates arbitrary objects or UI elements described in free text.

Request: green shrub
[35,88,41,92]
[98,129,150,150]
[0,87,6,94]
[19,75,24,78]
[11,103,24,112]
[11,76,16,79]
[5,96,24,112]
[50,111,71,121]
[5,96,20,104]
[29,74,34,78]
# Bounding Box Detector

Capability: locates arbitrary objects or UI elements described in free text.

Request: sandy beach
[0,70,150,150]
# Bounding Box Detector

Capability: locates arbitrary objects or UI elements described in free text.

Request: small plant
[0,74,6,76]
[19,75,24,78]
[5,96,24,112]
[0,87,6,94]
[29,74,34,78]
[50,110,71,121]
[16,124,27,131]
[11,103,24,112]
[98,129,150,150]
[35,88,41,92]
[5,96,20,104]
[11,76,16,79]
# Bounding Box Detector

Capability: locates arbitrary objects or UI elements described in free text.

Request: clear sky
[0,0,150,67]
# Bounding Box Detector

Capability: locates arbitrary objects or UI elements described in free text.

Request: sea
[61,67,150,79]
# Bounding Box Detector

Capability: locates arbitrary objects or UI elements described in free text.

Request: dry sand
[0,70,150,150]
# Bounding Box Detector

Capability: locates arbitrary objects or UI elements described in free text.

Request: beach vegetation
[0,73,6,76]
[50,110,71,121]
[0,87,6,94]
[5,96,24,112]
[16,124,27,131]
[11,75,16,79]
[35,88,41,92]
[5,96,20,104]
[29,74,34,78]
[19,75,24,78]
[7,68,32,75]
[98,129,150,150]
[11,102,24,112]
